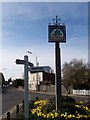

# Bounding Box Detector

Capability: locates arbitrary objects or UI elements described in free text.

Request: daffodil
[54,112,58,117]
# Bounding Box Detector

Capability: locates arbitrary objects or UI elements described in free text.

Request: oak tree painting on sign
[48,25,66,42]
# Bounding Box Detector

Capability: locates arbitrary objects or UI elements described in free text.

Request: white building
[28,66,54,90]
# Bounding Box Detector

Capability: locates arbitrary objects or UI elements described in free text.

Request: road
[2,87,24,115]
[2,87,90,116]
[29,91,54,100]
[2,87,54,115]
[29,91,89,103]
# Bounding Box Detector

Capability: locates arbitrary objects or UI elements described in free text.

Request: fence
[73,89,90,95]
[39,84,73,94]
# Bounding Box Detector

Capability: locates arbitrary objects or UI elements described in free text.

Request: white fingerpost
[24,55,29,119]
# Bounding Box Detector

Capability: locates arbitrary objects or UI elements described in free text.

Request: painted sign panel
[48,25,66,42]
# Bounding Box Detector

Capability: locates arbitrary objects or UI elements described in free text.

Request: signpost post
[15,55,34,119]
[48,16,66,110]
[24,56,29,119]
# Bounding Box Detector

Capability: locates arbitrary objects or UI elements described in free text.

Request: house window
[33,77,35,81]
[30,84,31,88]
[39,76,41,81]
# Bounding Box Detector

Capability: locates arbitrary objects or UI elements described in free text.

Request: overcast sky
[0,1,88,80]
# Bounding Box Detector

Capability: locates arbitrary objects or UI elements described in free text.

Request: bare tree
[62,59,88,95]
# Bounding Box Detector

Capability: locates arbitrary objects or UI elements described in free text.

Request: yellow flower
[79,101,83,104]
[67,114,72,118]
[41,113,46,118]
[76,116,80,119]
[85,107,89,111]
[61,114,64,117]
[79,115,83,118]
[65,112,67,115]
[31,110,35,114]
[83,115,88,118]
[54,112,58,117]
[72,115,75,118]
[43,114,46,118]
[75,105,81,108]
[50,113,55,118]
[46,114,50,118]
[37,112,42,116]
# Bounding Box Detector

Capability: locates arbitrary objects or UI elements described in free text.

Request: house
[28,66,55,90]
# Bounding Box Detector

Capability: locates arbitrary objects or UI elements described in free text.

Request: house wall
[28,72,43,90]
[28,71,55,90]
[43,72,55,84]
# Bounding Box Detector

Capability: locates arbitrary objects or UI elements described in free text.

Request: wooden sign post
[16,55,34,119]
[48,16,66,110]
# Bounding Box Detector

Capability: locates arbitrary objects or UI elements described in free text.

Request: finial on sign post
[53,16,60,26]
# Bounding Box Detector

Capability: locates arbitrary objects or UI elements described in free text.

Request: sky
[0,1,88,80]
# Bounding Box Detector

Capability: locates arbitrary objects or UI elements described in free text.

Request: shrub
[61,95,76,103]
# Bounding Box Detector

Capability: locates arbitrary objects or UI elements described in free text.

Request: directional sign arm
[15,59,34,67]
[15,59,25,65]
[28,62,34,67]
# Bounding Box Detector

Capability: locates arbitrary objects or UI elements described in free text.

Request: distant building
[0,72,5,87]
[28,66,55,90]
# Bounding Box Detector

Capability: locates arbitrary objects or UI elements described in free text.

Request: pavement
[18,87,90,98]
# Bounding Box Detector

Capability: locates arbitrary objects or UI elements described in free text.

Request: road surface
[2,87,54,115]
[2,87,24,115]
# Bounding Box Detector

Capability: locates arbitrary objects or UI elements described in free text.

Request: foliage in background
[13,78,24,88]
[62,59,89,94]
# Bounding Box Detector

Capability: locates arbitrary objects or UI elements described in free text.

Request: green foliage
[62,59,89,93]
[73,84,90,90]
[41,96,76,114]
[42,97,55,114]
[41,81,51,85]
[13,78,24,88]
[61,96,76,103]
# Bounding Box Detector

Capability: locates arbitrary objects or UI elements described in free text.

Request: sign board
[48,25,66,42]
[15,59,34,67]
